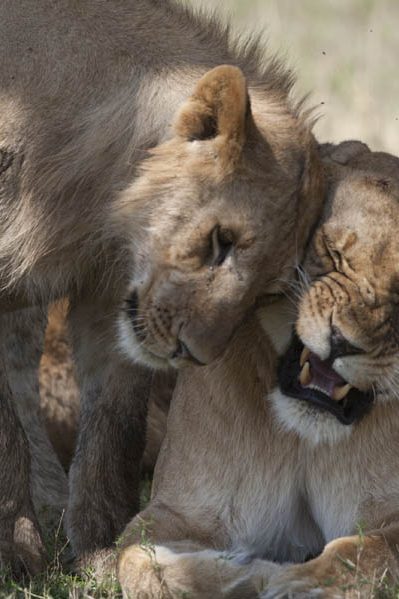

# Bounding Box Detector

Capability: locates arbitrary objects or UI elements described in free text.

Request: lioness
[0,0,323,573]
[117,141,399,599]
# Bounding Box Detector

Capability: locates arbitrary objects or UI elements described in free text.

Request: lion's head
[116,65,323,368]
[273,140,399,444]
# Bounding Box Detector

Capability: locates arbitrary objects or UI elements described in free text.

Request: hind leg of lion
[264,525,399,598]
[118,505,282,599]
[0,348,45,576]
[66,299,152,559]
[0,305,70,575]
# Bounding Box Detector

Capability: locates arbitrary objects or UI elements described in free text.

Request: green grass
[0,513,121,599]
[0,477,156,598]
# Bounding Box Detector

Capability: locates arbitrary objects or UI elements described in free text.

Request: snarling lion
[117,141,399,599]
[0,0,323,573]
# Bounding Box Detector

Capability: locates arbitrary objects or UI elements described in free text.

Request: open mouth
[278,334,374,425]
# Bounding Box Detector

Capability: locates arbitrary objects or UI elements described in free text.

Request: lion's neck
[257,298,294,358]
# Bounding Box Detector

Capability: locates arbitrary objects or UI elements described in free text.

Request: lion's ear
[174,65,251,169]
[319,140,370,166]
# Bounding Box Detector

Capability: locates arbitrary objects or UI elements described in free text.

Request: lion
[0,0,324,573]
[39,300,173,475]
[116,141,399,599]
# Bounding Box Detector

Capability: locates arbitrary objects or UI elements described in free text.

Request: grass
[0,515,121,599]
[0,476,156,598]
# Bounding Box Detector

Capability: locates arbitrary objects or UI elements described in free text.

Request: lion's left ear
[319,140,370,166]
[174,65,252,171]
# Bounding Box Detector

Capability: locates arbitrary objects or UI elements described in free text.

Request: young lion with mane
[116,141,399,598]
[0,0,324,572]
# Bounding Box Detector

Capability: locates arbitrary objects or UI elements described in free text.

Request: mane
[148,0,297,104]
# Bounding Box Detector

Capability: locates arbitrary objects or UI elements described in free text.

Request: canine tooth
[333,383,352,402]
[300,347,311,367]
[299,362,311,386]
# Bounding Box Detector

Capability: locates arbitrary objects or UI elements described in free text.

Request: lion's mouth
[125,294,205,366]
[278,335,373,425]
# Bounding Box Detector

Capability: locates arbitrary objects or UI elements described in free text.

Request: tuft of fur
[270,389,353,446]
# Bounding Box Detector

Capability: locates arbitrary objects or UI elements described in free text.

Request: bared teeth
[332,383,352,402]
[299,361,311,386]
[300,347,311,367]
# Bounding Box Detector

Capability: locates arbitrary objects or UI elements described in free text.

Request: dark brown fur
[0,0,324,567]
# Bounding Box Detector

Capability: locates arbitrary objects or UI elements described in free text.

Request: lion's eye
[211,226,234,266]
[324,237,343,272]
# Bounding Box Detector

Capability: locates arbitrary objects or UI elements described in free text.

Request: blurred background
[190,0,399,154]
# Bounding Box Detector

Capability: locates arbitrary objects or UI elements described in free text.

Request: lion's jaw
[258,299,355,446]
[272,144,399,445]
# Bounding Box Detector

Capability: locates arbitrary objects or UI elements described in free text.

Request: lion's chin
[270,388,353,446]
[117,314,170,369]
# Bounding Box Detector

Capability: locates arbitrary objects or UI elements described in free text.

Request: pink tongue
[308,353,346,397]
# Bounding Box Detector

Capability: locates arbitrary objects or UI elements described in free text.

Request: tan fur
[39,301,172,473]
[117,144,399,598]
[39,301,80,471]
[0,0,325,563]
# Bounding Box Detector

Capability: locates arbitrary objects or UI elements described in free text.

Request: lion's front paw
[262,534,387,599]
[0,514,46,577]
[118,544,175,599]
[262,571,341,599]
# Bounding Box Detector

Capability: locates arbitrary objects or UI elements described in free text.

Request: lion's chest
[221,427,325,563]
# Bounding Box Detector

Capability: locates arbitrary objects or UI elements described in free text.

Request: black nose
[329,326,364,361]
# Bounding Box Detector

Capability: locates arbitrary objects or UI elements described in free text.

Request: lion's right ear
[174,65,251,171]
[319,140,370,166]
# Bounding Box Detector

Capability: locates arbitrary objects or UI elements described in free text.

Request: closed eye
[211,226,234,266]
[324,236,344,272]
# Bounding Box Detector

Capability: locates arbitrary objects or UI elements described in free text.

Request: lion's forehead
[319,177,399,266]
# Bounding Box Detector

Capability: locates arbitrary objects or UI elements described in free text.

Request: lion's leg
[264,525,399,598]
[118,505,282,599]
[66,300,152,558]
[3,307,69,524]
[0,350,45,576]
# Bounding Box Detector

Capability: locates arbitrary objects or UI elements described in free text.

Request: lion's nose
[171,340,205,366]
[171,340,191,360]
[329,326,364,361]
